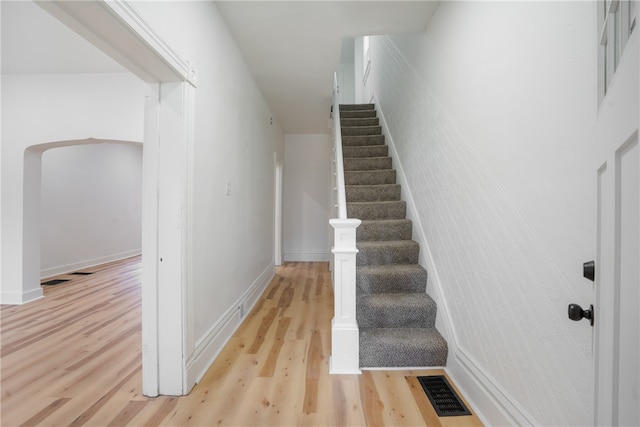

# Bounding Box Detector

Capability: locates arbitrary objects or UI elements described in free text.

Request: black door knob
[583,261,595,282]
[568,303,594,326]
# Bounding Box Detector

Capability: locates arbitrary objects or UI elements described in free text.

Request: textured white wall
[130,1,285,364]
[41,143,142,277]
[283,134,332,261]
[365,2,597,425]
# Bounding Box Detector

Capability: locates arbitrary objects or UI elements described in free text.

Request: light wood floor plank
[1,256,483,426]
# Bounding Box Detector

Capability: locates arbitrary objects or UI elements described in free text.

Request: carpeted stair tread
[343,145,388,158]
[358,293,437,328]
[342,135,386,146]
[341,110,377,119]
[340,103,375,111]
[346,184,401,202]
[357,240,419,266]
[345,170,396,185]
[360,328,448,367]
[357,219,413,241]
[356,264,427,293]
[341,125,383,136]
[347,200,406,220]
[339,103,447,369]
[341,117,379,127]
[344,157,392,171]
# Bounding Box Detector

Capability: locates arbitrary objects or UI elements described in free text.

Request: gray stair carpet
[340,103,448,368]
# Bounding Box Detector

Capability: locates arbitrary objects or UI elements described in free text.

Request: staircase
[340,103,448,368]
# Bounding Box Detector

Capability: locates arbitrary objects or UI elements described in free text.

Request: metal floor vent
[41,279,70,286]
[71,272,94,275]
[417,375,472,417]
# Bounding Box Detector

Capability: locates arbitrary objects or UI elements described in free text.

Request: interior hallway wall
[129,1,285,383]
[41,143,143,278]
[363,2,597,425]
[283,134,332,261]
[1,72,146,303]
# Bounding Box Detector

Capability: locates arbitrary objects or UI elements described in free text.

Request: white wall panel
[41,143,142,277]
[283,134,331,262]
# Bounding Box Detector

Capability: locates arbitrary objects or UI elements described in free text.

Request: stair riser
[346,185,401,202]
[340,103,375,111]
[341,118,379,127]
[345,170,396,185]
[357,244,419,266]
[357,220,412,241]
[344,157,392,171]
[341,126,382,136]
[343,145,388,158]
[342,135,385,146]
[348,201,406,220]
[340,110,377,119]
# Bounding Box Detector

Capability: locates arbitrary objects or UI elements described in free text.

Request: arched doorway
[26,139,142,282]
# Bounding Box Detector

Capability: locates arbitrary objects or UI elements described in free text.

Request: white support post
[329,218,361,374]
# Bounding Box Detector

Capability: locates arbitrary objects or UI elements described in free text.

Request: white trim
[40,249,141,279]
[184,263,274,388]
[447,347,541,427]
[283,250,330,262]
[0,288,44,305]
[102,1,192,84]
[361,365,446,371]
[35,0,194,397]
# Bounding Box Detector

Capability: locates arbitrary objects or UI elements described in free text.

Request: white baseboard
[185,263,275,388]
[447,347,540,426]
[0,287,44,305]
[40,249,141,279]
[283,250,329,262]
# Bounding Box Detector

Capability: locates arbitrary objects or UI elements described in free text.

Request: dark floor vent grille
[41,279,70,286]
[417,375,472,417]
[71,272,94,275]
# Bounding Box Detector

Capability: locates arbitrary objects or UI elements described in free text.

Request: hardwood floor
[1,257,482,426]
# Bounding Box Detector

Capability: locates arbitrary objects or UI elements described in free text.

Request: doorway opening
[38,140,143,280]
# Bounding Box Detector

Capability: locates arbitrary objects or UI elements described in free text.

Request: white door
[594,1,640,425]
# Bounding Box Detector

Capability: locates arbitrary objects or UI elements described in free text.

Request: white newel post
[329,218,361,374]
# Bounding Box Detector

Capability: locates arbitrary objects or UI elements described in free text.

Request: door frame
[593,1,639,423]
[38,0,196,396]
[274,153,283,266]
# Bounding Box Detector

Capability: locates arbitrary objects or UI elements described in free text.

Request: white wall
[364,2,597,425]
[338,38,355,104]
[128,1,285,385]
[1,72,146,304]
[41,143,142,277]
[283,134,331,261]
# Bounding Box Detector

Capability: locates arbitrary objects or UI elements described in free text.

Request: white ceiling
[1,1,438,133]
[216,1,439,133]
